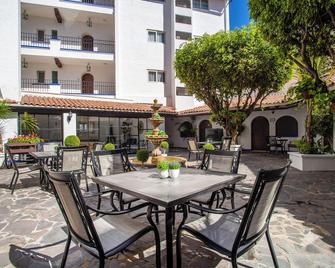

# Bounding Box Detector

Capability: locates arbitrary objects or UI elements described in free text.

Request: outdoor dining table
[30,151,57,188]
[93,167,246,268]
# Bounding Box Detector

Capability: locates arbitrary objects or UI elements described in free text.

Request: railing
[21,78,115,95]
[60,36,115,53]
[63,0,114,7]
[21,33,51,48]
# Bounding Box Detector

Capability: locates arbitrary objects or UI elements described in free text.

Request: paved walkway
[0,152,334,267]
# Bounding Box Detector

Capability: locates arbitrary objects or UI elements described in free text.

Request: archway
[82,73,94,94]
[251,116,269,150]
[199,120,212,141]
[276,116,298,137]
[82,35,94,51]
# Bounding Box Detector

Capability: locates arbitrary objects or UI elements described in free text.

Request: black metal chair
[190,149,241,212]
[39,142,62,152]
[267,136,284,153]
[7,147,42,194]
[57,146,89,191]
[44,168,161,268]
[186,138,203,161]
[176,161,291,268]
[93,142,105,151]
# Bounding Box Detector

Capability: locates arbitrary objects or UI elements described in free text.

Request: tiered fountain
[145,99,169,164]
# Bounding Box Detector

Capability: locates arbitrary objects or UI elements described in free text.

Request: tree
[175,25,291,142]
[20,112,39,135]
[249,0,335,144]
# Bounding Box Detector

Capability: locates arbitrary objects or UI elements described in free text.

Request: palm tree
[20,112,39,135]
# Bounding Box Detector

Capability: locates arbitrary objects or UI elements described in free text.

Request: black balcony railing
[21,33,51,48]
[21,78,115,96]
[63,0,114,7]
[60,36,115,53]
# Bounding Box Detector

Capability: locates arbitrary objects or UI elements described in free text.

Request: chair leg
[60,234,71,268]
[154,205,159,225]
[99,257,105,268]
[153,225,161,268]
[266,230,279,268]
[176,228,183,268]
[9,171,16,189]
[231,255,238,268]
[11,173,19,195]
[231,184,236,209]
[188,152,191,161]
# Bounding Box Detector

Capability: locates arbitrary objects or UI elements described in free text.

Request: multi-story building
[0,0,306,150]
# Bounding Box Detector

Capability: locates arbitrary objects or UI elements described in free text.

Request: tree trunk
[305,103,313,145]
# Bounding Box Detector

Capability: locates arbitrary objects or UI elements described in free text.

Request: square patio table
[93,168,246,268]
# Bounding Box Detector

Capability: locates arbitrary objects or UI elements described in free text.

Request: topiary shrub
[64,135,80,147]
[203,143,215,151]
[137,149,149,167]
[104,143,115,151]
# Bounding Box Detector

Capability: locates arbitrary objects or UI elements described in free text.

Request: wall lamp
[67,111,73,123]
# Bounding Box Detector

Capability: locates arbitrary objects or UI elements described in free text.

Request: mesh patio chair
[267,136,284,153]
[44,168,161,268]
[190,150,241,213]
[221,137,232,150]
[186,138,203,161]
[39,142,62,152]
[57,146,89,191]
[176,162,291,268]
[7,147,42,194]
[93,142,105,151]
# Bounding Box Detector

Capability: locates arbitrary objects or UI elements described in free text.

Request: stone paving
[0,151,334,267]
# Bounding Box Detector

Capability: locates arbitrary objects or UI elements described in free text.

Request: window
[51,71,58,84]
[148,70,165,82]
[37,30,45,42]
[51,30,58,39]
[148,30,165,43]
[176,15,192,24]
[276,116,298,137]
[176,0,191,8]
[193,0,208,9]
[176,87,192,96]
[37,71,45,83]
[176,31,192,40]
[179,121,193,138]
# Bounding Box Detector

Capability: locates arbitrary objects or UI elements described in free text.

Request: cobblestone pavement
[0,151,334,267]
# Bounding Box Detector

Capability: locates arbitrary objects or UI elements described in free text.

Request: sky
[229,0,250,30]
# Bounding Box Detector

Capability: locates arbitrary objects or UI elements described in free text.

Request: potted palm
[169,161,180,179]
[157,160,169,179]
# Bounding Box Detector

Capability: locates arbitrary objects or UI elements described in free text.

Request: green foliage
[175,24,291,140]
[20,112,39,135]
[136,149,149,163]
[311,115,334,152]
[169,161,181,170]
[64,135,80,147]
[157,160,169,171]
[146,130,153,136]
[160,141,169,149]
[153,113,161,120]
[104,143,115,151]
[158,130,167,136]
[292,139,313,154]
[203,143,215,150]
[7,134,43,144]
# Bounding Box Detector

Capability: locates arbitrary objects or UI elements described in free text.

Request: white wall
[63,112,77,139]
[2,113,19,144]
[0,0,21,101]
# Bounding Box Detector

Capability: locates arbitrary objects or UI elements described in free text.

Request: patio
[0,151,334,267]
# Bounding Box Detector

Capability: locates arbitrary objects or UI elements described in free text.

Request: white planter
[169,169,180,179]
[161,153,167,157]
[288,152,335,171]
[0,153,5,168]
[158,169,169,179]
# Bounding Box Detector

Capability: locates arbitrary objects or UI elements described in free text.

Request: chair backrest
[7,144,37,170]
[91,149,131,177]
[57,146,88,172]
[201,149,241,174]
[45,168,103,254]
[267,136,277,145]
[187,138,198,151]
[93,142,104,151]
[230,144,242,152]
[234,162,291,251]
[40,142,62,152]
[222,137,232,151]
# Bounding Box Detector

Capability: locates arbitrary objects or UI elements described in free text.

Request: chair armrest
[188,202,247,214]
[86,202,150,215]
[83,189,115,199]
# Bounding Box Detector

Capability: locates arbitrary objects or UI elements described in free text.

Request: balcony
[21,78,116,96]
[62,0,114,7]
[21,33,114,54]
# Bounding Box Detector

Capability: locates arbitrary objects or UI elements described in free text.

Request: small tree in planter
[64,135,80,147]
[157,160,169,179]
[136,149,149,168]
[169,161,181,179]
[160,141,169,156]
[104,143,116,151]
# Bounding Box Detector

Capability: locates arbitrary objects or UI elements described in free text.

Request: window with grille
[193,0,208,9]
[176,31,192,40]
[148,70,165,82]
[176,0,191,8]
[176,87,192,96]
[176,15,192,25]
[148,30,165,43]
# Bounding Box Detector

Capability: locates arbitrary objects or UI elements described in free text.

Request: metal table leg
[165,206,174,268]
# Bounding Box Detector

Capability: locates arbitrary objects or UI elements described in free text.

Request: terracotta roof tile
[20,95,175,114]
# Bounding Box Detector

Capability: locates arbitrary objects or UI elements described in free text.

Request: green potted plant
[136,149,149,168]
[160,141,169,156]
[169,161,180,179]
[157,160,169,179]
[64,135,80,147]
[104,143,115,151]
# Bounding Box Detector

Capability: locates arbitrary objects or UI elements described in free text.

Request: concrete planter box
[288,152,335,171]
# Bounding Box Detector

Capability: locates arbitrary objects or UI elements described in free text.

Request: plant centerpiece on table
[169,161,181,179]
[136,149,150,168]
[104,143,115,151]
[145,99,168,164]
[160,141,169,156]
[157,160,169,179]
[64,135,80,147]
[203,143,215,151]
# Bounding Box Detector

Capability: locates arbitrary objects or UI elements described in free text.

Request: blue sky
[229,0,250,30]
